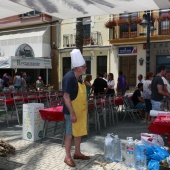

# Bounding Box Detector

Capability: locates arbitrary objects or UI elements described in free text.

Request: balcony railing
[120,31,137,38]
[63,31,102,48]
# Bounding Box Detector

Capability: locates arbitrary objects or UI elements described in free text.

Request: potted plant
[157,14,170,22]
[131,17,142,24]
[105,19,117,28]
[117,18,130,26]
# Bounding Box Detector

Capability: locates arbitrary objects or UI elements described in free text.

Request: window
[84,56,91,74]
[157,55,170,71]
[15,44,34,57]
[159,9,170,35]
[82,17,91,45]
[97,56,107,74]
[119,12,138,38]
[63,56,91,76]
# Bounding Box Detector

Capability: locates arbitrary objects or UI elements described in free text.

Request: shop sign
[11,57,52,69]
[118,46,137,55]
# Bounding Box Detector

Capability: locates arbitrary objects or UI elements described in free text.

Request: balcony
[63,31,102,48]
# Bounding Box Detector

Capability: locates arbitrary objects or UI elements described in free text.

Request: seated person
[132,83,146,110]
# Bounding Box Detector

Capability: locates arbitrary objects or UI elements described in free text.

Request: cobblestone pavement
[0,113,151,170]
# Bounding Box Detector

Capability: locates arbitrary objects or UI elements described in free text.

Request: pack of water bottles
[104,133,170,170]
[104,133,122,162]
[104,134,147,169]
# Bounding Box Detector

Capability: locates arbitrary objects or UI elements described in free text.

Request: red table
[39,106,64,122]
[39,106,65,144]
[148,114,170,146]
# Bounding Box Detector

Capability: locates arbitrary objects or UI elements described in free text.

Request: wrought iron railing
[159,20,170,35]
[63,31,102,48]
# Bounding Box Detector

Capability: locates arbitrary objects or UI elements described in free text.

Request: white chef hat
[70,49,85,68]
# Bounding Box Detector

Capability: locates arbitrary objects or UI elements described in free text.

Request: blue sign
[119,46,137,54]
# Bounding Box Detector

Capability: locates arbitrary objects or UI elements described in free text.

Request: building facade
[58,9,170,89]
[1,9,170,89]
[0,11,53,85]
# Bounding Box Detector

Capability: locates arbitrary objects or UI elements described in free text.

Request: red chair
[0,93,9,126]
[94,95,106,133]
[37,91,49,108]
[27,91,38,103]
[87,96,97,135]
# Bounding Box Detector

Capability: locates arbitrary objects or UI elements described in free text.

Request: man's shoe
[64,158,76,167]
[73,154,90,160]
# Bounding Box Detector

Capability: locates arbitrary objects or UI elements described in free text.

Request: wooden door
[119,56,136,86]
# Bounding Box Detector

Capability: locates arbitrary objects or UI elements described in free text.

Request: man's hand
[70,113,77,123]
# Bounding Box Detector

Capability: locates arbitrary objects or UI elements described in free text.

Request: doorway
[119,55,136,86]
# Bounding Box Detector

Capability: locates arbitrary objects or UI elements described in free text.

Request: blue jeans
[151,100,161,111]
[135,102,146,110]
[64,114,72,135]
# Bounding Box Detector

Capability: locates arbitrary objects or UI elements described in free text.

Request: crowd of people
[82,70,128,98]
[0,72,44,92]
[131,65,170,123]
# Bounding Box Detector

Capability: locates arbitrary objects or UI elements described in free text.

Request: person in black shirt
[132,83,146,110]
[91,73,108,95]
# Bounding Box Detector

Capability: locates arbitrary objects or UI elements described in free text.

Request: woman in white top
[106,73,115,96]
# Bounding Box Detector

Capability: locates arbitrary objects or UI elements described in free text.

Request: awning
[0,56,51,69]
[9,0,170,20]
[0,26,51,58]
[0,26,48,41]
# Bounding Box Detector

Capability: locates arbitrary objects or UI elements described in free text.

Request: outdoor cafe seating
[0,90,125,143]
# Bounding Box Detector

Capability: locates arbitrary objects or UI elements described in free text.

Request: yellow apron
[72,82,87,137]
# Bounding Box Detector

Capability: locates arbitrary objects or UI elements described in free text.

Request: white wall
[0,42,50,58]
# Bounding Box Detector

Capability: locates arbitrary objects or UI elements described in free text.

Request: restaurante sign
[16,60,40,67]
[0,56,51,69]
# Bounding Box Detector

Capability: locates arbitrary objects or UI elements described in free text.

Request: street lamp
[140,11,151,72]
[140,11,156,72]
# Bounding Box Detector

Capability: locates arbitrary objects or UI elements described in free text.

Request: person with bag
[62,49,90,167]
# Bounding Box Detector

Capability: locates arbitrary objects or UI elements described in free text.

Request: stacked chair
[0,93,8,126]
[13,92,24,125]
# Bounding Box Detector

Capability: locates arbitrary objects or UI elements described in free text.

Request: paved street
[0,113,153,170]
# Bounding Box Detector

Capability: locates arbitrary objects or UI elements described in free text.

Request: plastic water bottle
[135,141,147,170]
[113,135,122,162]
[104,133,114,161]
[125,137,135,167]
